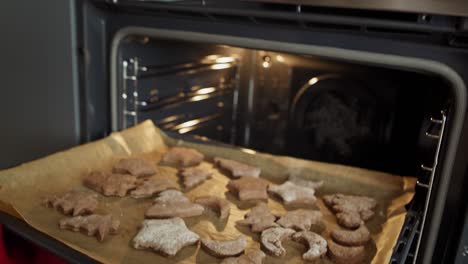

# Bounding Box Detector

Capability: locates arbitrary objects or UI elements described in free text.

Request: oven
[1,0,468,263]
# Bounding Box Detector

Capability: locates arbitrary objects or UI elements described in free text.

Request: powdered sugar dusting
[133,218,199,256]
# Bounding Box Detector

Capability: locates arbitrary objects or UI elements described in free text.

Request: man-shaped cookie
[236,203,278,232]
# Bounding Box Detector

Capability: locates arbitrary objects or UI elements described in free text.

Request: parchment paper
[0,120,415,264]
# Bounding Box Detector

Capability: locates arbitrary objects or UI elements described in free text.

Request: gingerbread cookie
[221,250,266,264]
[179,167,212,189]
[289,174,323,189]
[331,224,371,246]
[214,157,261,178]
[260,227,295,257]
[133,218,200,257]
[201,235,247,258]
[276,209,322,231]
[130,178,179,199]
[336,211,362,229]
[327,239,366,264]
[43,191,98,216]
[83,171,109,192]
[236,203,278,233]
[227,177,269,202]
[145,191,204,218]
[194,196,230,221]
[323,194,377,228]
[112,158,157,178]
[84,171,137,197]
[268,181,317,206]
[292,231,327,261]
[161,147,204,168]
[153,190,190,204]
[59,214,119,241]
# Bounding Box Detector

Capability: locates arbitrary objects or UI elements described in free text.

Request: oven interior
[116,36,451,177]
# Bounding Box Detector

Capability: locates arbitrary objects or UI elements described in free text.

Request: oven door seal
[111,27,466,264]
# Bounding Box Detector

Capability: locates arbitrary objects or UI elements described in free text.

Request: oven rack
[121,56,241,139]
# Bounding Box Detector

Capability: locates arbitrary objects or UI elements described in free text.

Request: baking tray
[0,121,415,263]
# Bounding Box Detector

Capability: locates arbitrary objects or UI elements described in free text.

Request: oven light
[211,63,232,70]
[196,87,216,95]
[158,114,181,124]
[178,128,192,134]
[215,57,235,63]
[276,55,285,62]
[205,54,220,60]
[240,148,257,154]
[176,119,202,134]
[177,119,201,129]
[308,77,319,85]
[191,95,210,102]
[262,61,271,68]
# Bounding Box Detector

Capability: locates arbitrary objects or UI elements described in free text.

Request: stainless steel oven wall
[0,0,80,169]
[114,38,243,143]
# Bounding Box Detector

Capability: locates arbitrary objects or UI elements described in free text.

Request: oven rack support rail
[122,57,146,128]
[390,110,447,263]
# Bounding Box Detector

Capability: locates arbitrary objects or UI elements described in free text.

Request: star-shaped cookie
[214,157,261,178]
[227,177,269,202]
[276,209,322,231]
[236,203,278,232]
[133,218,200,256]
[268,181,317,206]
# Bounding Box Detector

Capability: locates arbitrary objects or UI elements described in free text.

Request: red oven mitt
[0,225,67,264]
